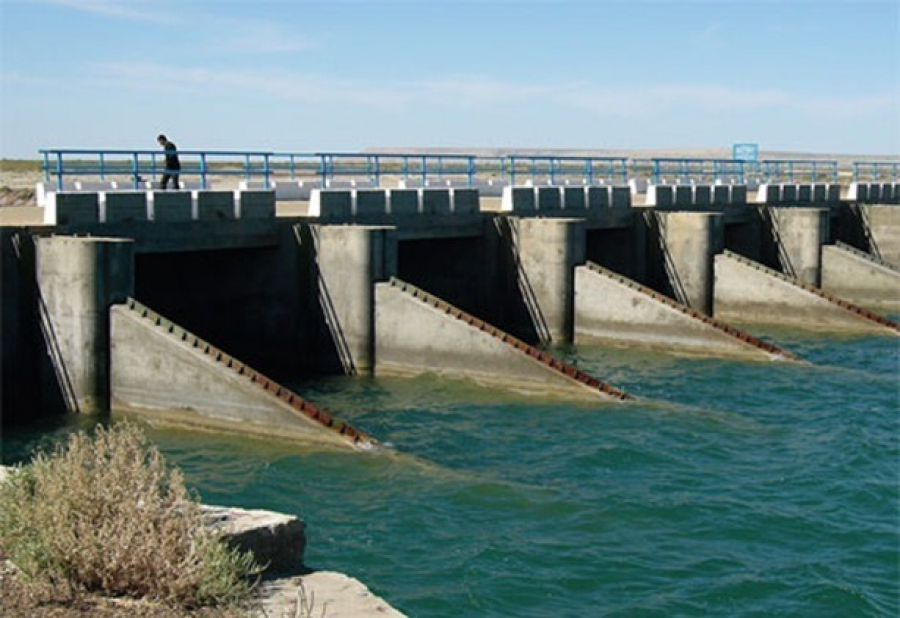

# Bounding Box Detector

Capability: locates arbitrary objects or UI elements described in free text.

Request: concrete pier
[653,212,724,314]
[35,236,134,413]
[821,243,900,309]
[310,225,397,375]
[508,217,586,343]
[767,207,829,286]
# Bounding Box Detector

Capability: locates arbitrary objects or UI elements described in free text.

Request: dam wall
[3,186,899,434]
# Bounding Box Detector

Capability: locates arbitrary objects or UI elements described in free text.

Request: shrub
[0,422,260,608]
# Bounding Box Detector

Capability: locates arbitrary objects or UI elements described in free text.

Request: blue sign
[732,143,759,162]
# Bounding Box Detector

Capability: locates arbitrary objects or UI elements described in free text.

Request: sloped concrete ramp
[575,262,797,361]
[714,251,899,335]
[375,278,629,401]
[821,242,900,310]
[111,298,376,449]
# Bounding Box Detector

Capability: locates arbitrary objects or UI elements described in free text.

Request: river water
[3,324,898,617]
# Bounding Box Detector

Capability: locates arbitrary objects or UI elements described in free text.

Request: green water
[3,328,898,617]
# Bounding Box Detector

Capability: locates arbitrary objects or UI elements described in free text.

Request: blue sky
[0,0,897,158]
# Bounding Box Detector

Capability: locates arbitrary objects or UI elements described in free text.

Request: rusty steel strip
[722,251,900,333]
[122,297,378,448]
[388,278,631,400]
[586,261,799,358]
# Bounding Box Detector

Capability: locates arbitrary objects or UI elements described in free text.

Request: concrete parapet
[44,192,100,226]
[713,185,731,206]
[272,180,314,201]
[386,189,419,216]
[374,278,629,401]
[563,187,587,211]
[236,190,276,219]
[713,251,899,334]
[731,185,748,205]
[645,185,674,208]
[756,184,781,205]
[586,186,611,209]
[821,242,900,309]
[536,187,563,212]
[767,207,829,286]
[574,262,796,361]
[309,190,353,222]
[111,298,375,448]
[36,236,134,413]
[102,191,149,223]
[781,184,798,203]
[421,189,452,215]
[500,186,537,214]
[150,191,192,222]
[196,190,237,221]
[354,189,389,224]
[694,185,712,207]
[611,186,631,208]
[674,185,693,208]
[451,188,480,215]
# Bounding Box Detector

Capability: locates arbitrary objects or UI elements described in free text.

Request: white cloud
[27,0,173,23]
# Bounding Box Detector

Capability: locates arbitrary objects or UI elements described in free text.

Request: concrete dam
[2,179,898,448]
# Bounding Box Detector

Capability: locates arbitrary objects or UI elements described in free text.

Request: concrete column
[512,217,586,344]
[312,225,397,375]
[859,204,900,267]
[656,212,723,314]
[768,207,828,286]
[35,236,134,413]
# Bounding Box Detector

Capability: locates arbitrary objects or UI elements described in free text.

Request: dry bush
[0,423,260,609]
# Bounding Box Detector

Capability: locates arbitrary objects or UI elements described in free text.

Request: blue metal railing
[40,149,274,190]
[852,161,900,182]
[505,155,628,186]
[633,158,747,185]
[758,159,838,183]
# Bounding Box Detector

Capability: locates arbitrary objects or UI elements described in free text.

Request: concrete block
[797,184,812,203]
[646,185,674,208]
[354,189,388,223]
[562,187,587,211]
[536,187,563,212]
[103,191,148,223]
[451,188,479,215]
[421,189,452,215]
[45,192,100,225]
[674,185,693,208]
[826,184,841,203]
[236,190,275,219]
[881,183,894,203]
[309,190,353,222]
[694,185,712,207]
[75,181,116,192]
[781,184,798,203]
[730,185,748,205]
[867,184,881,203]
[812,184,826,204]
[713,185,731,206]
[386,189,419,217]
[195,191,236,221]
[500,186,536,214]
[849,183,867,202]
[150,191,192,222]
[202,505,306,574]
[586,186,611,209]
[611,186,632,209]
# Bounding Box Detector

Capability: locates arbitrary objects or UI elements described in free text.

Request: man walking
[157,134,181,190]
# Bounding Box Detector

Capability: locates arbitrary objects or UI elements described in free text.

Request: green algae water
[3,328,898,617]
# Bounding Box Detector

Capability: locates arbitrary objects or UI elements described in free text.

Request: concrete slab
[309,190,353,222]
[237,190,276,219]
[451,188,480,215]
[196,190,237,221]
[821,243,900,309]
[150,191,192,222]
[421,189,452,215]
[386,189,419,217]
[586,186,611,209]
[103,191,149,223]
[45,192,100,226]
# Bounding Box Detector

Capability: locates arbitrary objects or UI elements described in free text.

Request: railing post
[131,152,140,190]
[509,156,517,186]
[420,155,426,186]
[200,153,208,189]
[99,152,106,181]
[55,153,64,190]
[263,153,271,189]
